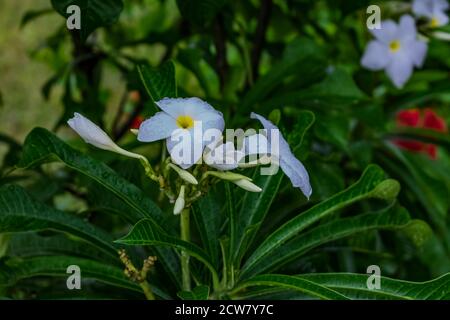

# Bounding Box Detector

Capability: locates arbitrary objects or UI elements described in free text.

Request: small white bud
[67,113,144,161]
[233,179,262,193]
[173,186,186,215]
[168,163,198,185]
[205,171,252,182]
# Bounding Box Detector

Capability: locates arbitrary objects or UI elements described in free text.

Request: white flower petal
[137,112,178,142]
[435,0,450,10]
[250,112,312,198]
[386,54,414,88]
[432,9,449,26]
[398,15,417,41]
[243,133,270,156]
[408,40,428,67]
[166,128,203,169]
[361,40,391,70]
[156,97,219,121]
[413,0,434,18]
[370,20,398,44]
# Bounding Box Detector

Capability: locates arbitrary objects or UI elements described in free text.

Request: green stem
[140,281,156,300]
[180,208,191,291]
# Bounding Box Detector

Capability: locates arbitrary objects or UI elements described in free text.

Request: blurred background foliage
[0,0,450,299]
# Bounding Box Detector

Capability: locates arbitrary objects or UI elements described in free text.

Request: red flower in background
[393,108,447,159]
[130,115,144,129]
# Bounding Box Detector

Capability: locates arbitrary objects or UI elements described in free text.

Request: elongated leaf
[232,111,315,265]
[116,218,219,286]
[17,128,181,288]
[234,274,349,300]
[0,185,117,258]
[241,165,389,279]
[192,193,222,269]
[7,233,118,265]
[241,205,411,278]
[298,273,450,300]
[0,255,141,295]
[18,128,161,224]
[51,0,124,41]
[178,285,210,300]
[241,38,326,111]
[138,61,177,104]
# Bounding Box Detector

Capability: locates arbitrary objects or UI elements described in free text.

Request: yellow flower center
[176,115,194,129]
[389,40,401,53]
[430,17,440,28]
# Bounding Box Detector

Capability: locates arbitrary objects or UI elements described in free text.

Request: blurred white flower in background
[413,0,449,27]
[361,15,428,88]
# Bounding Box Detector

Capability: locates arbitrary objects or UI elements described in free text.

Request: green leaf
[51,0,124,41]
[17,128,181,288]
[231,112,315,265]
[259,68,366,113]
[234,274,349,300]
[241,165,388,279]
[116,218,220,288]
[7,233,118,265]
[138,61,177,105]
[298,273,450,299]
[176,0,227,26]
[0,185,117,258]
[241,205,411,278]
[192,193,222,269]
[0,255,141,294]
[18,128,161,224]
[177,285,210,300]
[241,38,327,111]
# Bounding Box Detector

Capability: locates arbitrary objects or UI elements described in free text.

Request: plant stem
[180,208,191,291]
[140,281,156,300]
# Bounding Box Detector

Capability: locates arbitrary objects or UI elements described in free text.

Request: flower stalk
[180,207,191,291]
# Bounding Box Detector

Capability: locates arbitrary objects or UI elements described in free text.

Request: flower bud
[173,186,186,215]
[205,171,252,182]
[168,163,198,185]
[68,113,144,161]
[233,179,262,193]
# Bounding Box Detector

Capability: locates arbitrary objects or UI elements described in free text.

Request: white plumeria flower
[361,15,428,88]
[138,97,225,169]
[250,112,312,199]
[413,0,449,27]
[68,113,145,161]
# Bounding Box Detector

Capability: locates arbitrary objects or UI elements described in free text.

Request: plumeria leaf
[234,274,349,300]
[18,128,161,223]
[116,218,220,287]
[240,165,389,279]
[297,273,450,299]
[0,185,117,258]
[138,61,177,104]
[51,0,124,41]
[7,233,119,266]
[177,285,210,300]
[241,38,327,112]
[192,192,223,269]
[241,204,411,278]
[0,255,143,295]
[17,128,181,288]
